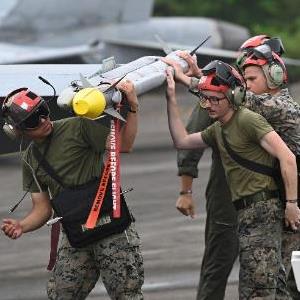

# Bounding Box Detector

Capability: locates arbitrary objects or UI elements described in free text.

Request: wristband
[286,199,298,203]
[179,189,192,195]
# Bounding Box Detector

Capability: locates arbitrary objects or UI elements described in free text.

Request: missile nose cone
[73,88,106,119]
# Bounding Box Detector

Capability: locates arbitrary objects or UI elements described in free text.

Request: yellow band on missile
[72,88,106,119]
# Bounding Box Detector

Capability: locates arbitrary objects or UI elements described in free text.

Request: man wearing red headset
[162,35,299,299]
[165,59,299,299]
[240,44,300,299]
[0,81,144,300]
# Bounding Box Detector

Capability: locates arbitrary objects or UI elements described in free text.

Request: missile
[57,38,211,120]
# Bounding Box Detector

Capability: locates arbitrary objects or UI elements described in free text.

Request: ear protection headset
[1,87,28,140]
[1,87,47,140]
[243,44,287,89]
[198,60,246,108]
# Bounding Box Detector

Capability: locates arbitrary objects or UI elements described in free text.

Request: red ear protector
[2,88,49,128]
[2,88,50,138]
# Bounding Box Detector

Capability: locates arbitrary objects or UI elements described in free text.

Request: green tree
[154,0,300,58]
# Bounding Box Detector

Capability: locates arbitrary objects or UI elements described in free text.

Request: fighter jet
[0,0,250,65]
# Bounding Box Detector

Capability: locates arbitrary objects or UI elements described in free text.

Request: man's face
[22,116,53,140]
[199,90,232,120]
[244,65,270,94]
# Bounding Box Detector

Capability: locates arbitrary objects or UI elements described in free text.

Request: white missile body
[57,52,189,118]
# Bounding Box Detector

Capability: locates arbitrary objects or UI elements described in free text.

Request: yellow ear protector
[1,87,27,140]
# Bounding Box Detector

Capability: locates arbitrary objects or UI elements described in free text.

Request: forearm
[167,99,205,150]
[280,155,298,200]
[120,110,138,152]
[167,98,190,149]
[180,175,194,191]
[178,74,192,87]
[20,203,52,233]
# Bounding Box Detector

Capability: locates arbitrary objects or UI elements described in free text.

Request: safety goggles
[202,61,236,87]
[251,44,273,62]
[237,44,274,69]
[264,38,285,56]
[19,101,50,130]
[236,52,248,69]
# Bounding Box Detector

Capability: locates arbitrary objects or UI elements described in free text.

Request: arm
[165,67,208,150]
[1,192,52,239]
[177,105,212,217]
[260,131,300,229]
[117,80,139,153]
[176,175,196,218]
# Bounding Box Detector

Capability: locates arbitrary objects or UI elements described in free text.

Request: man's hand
[162,57,188,84]
[177,51,202,78]
[117,79,139,111]
[165,67,176,103]
[285,202,300,230]
[1,219,23,239]
[176,194,196,218]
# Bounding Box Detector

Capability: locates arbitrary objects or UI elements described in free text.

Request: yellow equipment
[72,88,106,119]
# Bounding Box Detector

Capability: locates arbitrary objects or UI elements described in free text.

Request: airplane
[0,0,255,66]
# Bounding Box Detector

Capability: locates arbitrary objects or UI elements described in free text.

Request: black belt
[233,190,279,211]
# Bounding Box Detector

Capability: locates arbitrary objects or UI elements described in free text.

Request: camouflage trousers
[282,227,300,299]
[237,197,291,300]
[47,223,144,300]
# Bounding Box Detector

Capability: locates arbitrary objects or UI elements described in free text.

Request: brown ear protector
[2,87,28,140]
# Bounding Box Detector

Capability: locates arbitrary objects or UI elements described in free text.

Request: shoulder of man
[236,107,270,128]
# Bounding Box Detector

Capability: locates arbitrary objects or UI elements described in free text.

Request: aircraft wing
[0,42,102,64]
[0,64,102,97]
[100,37,300,67]
[102,37,239,59]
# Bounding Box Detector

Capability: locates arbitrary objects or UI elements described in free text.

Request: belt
[233,189,279,211]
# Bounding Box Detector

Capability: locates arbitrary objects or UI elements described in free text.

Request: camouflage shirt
[245,88,300,155]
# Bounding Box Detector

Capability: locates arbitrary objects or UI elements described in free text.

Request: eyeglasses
[19,101,50,130]
[197,92,226,108]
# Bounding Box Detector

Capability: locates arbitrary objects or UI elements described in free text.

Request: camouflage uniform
[246,89,300,299]
[177,104,238,300]
[201,107,291,299]
[47,223,144,300]
[238,197,288,299]
[245,88,300,155]
[22,117,144,300]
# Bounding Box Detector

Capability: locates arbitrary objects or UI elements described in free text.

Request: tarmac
[2,81,300,300]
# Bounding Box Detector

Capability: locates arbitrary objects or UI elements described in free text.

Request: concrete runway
[0,87,241,299]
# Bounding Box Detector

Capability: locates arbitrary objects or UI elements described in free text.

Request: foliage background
[154,0,300,59]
